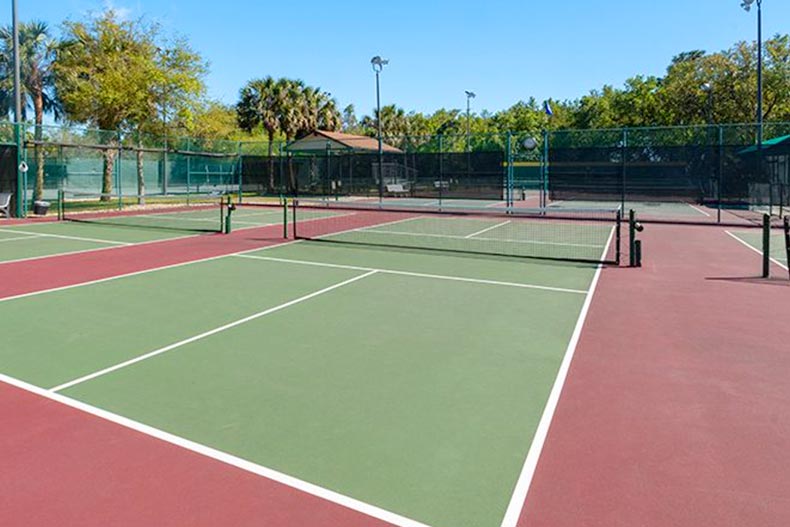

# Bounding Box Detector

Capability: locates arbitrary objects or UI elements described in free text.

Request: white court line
[499,225,615,527]
[0,234,40,243]
[0,228,131,246]
[0,211,409,302]
[0,240,303,304]
[687,203,711,217]
[361,229,603,249]
[235,254,588,295]
[725,230,788,271]
[51,270,378,392]
[465,221,511,239]
[0,373,430,527]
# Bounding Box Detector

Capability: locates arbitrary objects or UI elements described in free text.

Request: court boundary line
[0,228,133,246]
[687,203,711,217]
[498,225,615,527]
[0,240,302,304]
[0,234,41,243]
[0,372,431,527]
[0,231,212,267]
[234,254,588,295]
[464,220,511,239]
[0,211,420,303]
[50,270,378,392]
[725,230,789,271]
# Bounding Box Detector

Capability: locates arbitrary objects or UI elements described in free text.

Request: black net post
[283,196,288,238]
[292,199,298,238]
[784,216,790,280]
[762,213,771,278]
[629,209,637,267]
[615,208,622,266]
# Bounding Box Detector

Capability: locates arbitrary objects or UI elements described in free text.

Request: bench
[385,184,409,195]
[0,192,11,218]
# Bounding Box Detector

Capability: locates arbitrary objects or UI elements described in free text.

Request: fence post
[438,134,444,207]
[114,131,122,210]
[542,129,549,209]
[237,141,243,203]
[14,122,24,217]
[717,125,723,224]
[506,131,513,208]
[621,128,628,213]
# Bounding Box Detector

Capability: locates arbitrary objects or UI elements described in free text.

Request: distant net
[58,191,225,234]
[291,199,621,264]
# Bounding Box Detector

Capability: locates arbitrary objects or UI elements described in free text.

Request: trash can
[33,200,51,215]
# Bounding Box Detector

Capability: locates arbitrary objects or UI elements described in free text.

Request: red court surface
[0,380,395,527]
[520,224,790,527]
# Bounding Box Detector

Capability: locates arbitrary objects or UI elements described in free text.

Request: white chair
[0,193,11,218]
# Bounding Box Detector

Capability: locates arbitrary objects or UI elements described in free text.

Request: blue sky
[5,0,788,116]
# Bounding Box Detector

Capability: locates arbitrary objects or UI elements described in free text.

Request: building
[286,130,402,154]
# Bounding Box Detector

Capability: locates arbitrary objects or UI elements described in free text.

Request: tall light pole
[12,0,22,216]
[741,0,763,146]
[465,91,476,152]
[371,56,388,202]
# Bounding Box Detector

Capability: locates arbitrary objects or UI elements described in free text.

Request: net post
[629,209,636,267]
[784,216,790,280]
[292,198,298,239]
[615,208,622,266]
[505,131,513,209]
[224,195,232,234]
[762,213,770,278]
[282,196,288,239]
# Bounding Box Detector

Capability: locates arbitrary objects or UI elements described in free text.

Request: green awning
[738,134,790,155]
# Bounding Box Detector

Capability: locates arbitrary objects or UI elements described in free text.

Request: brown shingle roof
[312,130,403,153]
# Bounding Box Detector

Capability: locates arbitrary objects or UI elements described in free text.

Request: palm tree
[237,76,289,192]
[0,21,59,201]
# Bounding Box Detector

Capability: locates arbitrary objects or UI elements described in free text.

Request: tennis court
[0,201,333,264]
[727,228,789,270]
[0,201,616,527]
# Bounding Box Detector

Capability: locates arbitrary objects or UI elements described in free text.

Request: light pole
[465,91,476,152]
[371,56,388,202]
[12,0,22,216]
[741,0,763,146]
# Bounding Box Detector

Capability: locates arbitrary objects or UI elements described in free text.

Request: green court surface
[729,229,789,269]
[548,199,714,219]
[0,239,601,527]
[0,205,318,264]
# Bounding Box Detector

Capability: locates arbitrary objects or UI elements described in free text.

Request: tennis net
[291,199,622,264]
[58,191,226,234]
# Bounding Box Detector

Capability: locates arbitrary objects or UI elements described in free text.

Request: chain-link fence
[6,121,789,223]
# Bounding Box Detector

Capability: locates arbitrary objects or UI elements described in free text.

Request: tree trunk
[101,146,117,201]
[136,135,145,205]
[33,91,45,201]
